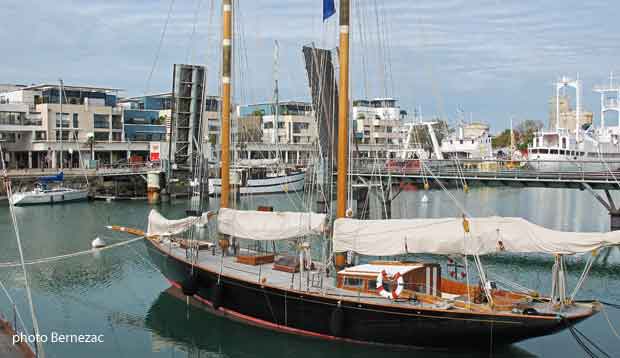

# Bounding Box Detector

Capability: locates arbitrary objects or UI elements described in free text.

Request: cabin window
[343,277,364,288]
[562,137,567,148]
[459,140,463,144]
[559,150,565,155]
[550,149,558,154]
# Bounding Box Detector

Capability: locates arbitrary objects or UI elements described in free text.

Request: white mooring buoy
[421,194,429,203]
[92,237,107,249]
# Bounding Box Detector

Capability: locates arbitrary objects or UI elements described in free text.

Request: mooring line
[0,236,145,268]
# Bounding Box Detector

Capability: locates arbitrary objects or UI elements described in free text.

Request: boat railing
[0,285,37,356]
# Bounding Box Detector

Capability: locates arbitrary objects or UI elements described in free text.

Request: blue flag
[323,0,336,21]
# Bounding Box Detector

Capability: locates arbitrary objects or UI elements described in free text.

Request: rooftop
[19,83,123,93]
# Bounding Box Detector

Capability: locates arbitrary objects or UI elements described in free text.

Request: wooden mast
[220,0,233,208]
[336,0,350,218]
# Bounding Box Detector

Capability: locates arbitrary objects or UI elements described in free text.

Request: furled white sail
[333,217,620,256]
[217,208,327,241]
[147,210,201,236]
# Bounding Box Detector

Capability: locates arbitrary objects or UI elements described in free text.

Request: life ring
[376,270,404,300]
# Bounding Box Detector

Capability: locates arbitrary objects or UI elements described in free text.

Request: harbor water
[0,187,619,357]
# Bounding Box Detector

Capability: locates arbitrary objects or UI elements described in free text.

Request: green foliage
[492,129,511,148]
[491,119,543,149]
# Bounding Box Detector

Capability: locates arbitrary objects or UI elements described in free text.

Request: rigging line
[572,324,612,358]
[186,0,204,65]
[1,146,45,357]
[567,323,599,358]
[569,251,596,301]
[0,236,145,269]
[600,301,620,309]
[145,0,176,95]
[600,304,620,341]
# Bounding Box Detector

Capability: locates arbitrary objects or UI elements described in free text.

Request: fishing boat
[112,1,619,351]
[11,172,88,206]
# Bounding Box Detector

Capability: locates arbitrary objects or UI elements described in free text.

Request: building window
[73,113,79,128]
[111,132,122,141]
[112,115,122,129]
[94,114,109,128]
[55,131,70,141]
[263,122,273,129]
[55,113,70,128]
[277,122,284,129]
[94,132,109,141]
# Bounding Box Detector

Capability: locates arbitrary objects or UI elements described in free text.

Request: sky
[1,0,619,133]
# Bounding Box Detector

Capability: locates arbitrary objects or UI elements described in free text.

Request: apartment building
[238,101,316,145]
[352,98,405,145]
[0,83,155,169]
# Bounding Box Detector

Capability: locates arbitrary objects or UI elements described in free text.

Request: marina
[2,0,620,357]
[0,190,619,357]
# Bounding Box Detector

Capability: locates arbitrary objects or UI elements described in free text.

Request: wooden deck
[152,237,595,318]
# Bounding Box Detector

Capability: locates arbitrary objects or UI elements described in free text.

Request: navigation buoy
[421,194,429,203]
[91,237,106,249]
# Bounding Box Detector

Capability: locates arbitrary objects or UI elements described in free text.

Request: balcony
[0,117,42,126]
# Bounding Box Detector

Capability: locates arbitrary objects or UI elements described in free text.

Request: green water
[0,187,619,357]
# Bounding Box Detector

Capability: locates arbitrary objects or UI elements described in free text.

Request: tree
[492,129,511,149]
[516,120,543,150]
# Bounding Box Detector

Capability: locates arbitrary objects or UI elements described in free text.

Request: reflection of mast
[59,79,64,170]
[336,0,350,218]
[220,0,233,208]
[510,117,515,154]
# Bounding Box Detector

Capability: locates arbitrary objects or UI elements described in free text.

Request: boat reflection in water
[144,287,536,357]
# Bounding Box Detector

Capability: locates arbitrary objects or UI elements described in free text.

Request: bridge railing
[96,160,163,175]
[348,157,620,181]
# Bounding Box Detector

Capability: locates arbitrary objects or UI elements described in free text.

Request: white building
[352,98,405,146]
[0,83,154,169]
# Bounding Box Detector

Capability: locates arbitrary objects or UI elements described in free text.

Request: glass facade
[94,114,109,128]
[41,88,117,106]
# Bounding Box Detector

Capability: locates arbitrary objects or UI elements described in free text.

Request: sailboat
[208,40,306,197]
[113,1,617,350]
[11,79,89,206]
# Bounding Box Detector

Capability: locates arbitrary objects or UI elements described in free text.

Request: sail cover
[218,208,327,241]
[147,210,201,236]
[333,217,620,256]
